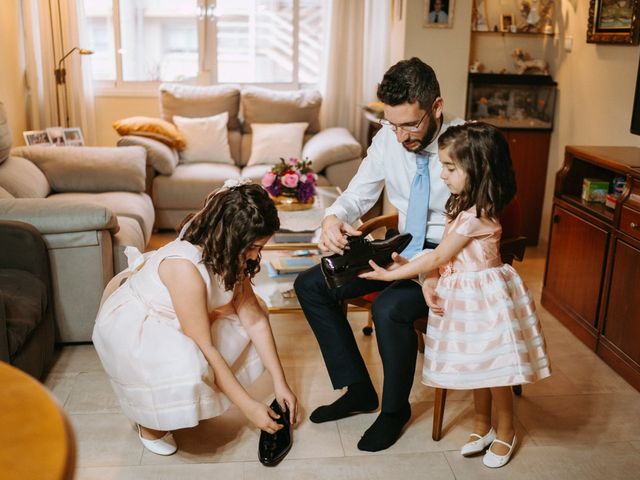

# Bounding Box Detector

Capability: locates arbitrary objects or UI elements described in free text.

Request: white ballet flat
[483,434,517,468]
[137,425,178,456]
[460,427,496,456]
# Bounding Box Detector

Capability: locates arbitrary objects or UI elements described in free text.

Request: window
[82,0,324,88]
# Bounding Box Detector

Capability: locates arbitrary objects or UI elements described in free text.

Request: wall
[94,95,158,146]
[0,0,27,146]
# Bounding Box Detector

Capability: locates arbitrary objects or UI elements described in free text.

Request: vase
[270,193,315,211]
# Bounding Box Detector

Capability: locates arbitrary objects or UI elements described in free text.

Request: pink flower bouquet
[261,157,317,203]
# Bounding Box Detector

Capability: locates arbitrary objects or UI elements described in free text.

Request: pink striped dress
[422,208,551,389]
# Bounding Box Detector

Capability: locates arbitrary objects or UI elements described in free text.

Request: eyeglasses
[379,110,429,133]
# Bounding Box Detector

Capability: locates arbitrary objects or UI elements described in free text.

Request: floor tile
[77,462,243,480]
[50,344,104,373]
[64,371,121,413]
[44,372,78,406]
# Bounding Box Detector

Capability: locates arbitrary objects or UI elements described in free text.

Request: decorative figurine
[511,48,548,75]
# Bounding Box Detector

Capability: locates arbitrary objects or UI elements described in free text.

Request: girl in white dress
[361,123,550,468]
[93,181,297,455]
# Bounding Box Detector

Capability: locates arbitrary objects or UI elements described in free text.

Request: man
[294,58,463,452]
[428,0,448,24]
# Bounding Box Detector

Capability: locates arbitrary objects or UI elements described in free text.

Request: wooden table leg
[432,388,447,441]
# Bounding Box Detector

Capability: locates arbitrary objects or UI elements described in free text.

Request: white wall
[0,0,27,146]
[94,95,158,146]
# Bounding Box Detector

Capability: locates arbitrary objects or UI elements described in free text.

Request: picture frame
[587,0,640,45]
[46,127,66,147]
[63,127,85,146]
[423,0,454,29]
[471,0,489,31]
[23,130,52,147]
[500,14,514,33]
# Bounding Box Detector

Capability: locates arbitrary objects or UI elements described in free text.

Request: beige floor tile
[44,372,78,406]
[76,463,243,480]
[64,371,121,413]
[551,353,637,394]
[242,452,455,480]
[69,412,143,467]
[444,442,640,480]
[50,344,103,373]
[632,441,640,451]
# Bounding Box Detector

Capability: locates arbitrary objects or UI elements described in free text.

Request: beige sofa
[0,104,154,342]
[119,84,362,230]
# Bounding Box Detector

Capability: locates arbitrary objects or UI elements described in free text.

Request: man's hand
[318,215,361,254]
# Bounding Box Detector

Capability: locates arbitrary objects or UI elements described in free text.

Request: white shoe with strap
[460,427,496,456]
[137,424,178,456]
[483,434,517,468]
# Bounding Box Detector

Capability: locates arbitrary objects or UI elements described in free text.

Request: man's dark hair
[377,57,441,110]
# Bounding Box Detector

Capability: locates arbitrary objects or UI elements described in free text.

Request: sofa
[118,84,362,230]
[0,102,154,342]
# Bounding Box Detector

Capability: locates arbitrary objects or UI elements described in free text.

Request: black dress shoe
[320,233,412,289]
[258,399,292,467]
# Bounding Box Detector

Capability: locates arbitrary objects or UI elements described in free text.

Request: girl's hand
[423,280,444,316]
[386,252,408,271]
[359,260,395,281]
[243,400,283,434]
[274,382,298,425]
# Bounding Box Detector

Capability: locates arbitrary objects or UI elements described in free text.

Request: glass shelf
[471,29,554,37]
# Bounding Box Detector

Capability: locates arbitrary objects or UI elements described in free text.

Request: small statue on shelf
[469,60,485,73]
[511,48,548,75]
[518,1,540,32]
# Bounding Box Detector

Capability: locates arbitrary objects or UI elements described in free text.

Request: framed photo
[63,127,84,146]
[46,127,66,147]
[23,130,52,147]
[471,0,489,31]
[587,0,640,44]
[423,0,454,28]
[500,14,514,32]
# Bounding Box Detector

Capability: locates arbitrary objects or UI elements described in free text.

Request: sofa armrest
[117,135,179,175]
[0,198,118,235]
[302,127,362,172]
[0,295,9,363]
[10,146,146,193]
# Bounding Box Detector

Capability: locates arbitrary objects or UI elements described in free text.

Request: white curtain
[21,0,96,144]
[319,0,391,146]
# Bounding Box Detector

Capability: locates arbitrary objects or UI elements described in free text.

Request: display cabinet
[542,146,640,391]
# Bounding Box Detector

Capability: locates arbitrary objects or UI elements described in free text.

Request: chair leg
[432,388,447,441]
[416,329,425,353]
[362,314,373,336]
[512,385,522,396]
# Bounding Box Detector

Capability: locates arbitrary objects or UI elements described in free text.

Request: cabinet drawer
[620,206,640,241]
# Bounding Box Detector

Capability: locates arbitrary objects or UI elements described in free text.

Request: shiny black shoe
[320,233,412,289]
[258,399,292,467]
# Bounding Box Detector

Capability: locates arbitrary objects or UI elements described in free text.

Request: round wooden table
[0,362,76,479]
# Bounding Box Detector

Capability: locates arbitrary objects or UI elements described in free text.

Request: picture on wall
[423,0,454,28]
[23,130,52,146]
[587,0,640,44]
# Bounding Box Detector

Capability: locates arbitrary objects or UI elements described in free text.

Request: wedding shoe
[460,427,496,456]
[483,434,517,468]
[137,424,178,456]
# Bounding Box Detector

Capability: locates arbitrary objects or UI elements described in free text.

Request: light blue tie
[402,153,430,258]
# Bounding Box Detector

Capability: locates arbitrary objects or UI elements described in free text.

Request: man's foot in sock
[357,403,411,452]
[309,382,378,423]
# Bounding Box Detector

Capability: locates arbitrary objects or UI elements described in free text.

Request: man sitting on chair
[294,57,463,452]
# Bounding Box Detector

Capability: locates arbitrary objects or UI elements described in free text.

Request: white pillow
[247,122,309,166]
[173,112,234,164]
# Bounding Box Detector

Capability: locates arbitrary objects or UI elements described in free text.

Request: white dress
[92,239,264,431]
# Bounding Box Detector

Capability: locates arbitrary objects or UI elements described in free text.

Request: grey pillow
[0,156,50,198]
[117,135,179,175]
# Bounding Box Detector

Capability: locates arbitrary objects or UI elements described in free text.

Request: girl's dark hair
[438,122,516,220]
[377,57,441,110]
[178,183,280,290]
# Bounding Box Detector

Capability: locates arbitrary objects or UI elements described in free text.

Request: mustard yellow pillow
[113,116,186,150]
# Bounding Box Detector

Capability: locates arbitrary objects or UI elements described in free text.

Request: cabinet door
[602,239,640,365]
[544,205,608,329]
[505,130,551,246]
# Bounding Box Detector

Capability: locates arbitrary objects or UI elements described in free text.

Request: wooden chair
[343,200,526,441]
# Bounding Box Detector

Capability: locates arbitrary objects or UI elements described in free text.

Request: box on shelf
[605,193,620,209]
[581,178,609,203]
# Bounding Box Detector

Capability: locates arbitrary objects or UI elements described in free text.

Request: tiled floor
[45,246,640,479]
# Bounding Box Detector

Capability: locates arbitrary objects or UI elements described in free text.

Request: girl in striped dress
[360,122,550,468]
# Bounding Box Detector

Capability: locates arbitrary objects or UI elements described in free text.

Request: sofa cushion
[0,102,11,165]
[0,156,51,198]
[0,269,46,358]
[301,127,362,172]
[48,192,155,244]
[247,122,308,166]
[112,216,146,274]
[113,116,186,150]
[153,163,241,210]
[117,135,179,175]
[160,83,242,131]
[174,112,234,165]
[0,186,13,199]
[12,146,146,193]
[241,87,321,134]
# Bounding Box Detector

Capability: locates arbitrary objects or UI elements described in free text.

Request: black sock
[309,381,378,423]
[357,403,411,452]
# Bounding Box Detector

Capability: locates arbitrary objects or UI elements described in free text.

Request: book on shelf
[270,255,321,275]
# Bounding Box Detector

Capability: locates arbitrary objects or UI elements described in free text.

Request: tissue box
[582,178,609,203]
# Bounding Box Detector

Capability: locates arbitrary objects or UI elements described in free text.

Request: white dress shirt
[325,114,464,246]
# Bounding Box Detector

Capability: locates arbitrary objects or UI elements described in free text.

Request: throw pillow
[247,122,309,166]
[112,116,186,150]
[173,112,234,165]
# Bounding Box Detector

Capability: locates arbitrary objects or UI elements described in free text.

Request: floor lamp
[54,47,93,127]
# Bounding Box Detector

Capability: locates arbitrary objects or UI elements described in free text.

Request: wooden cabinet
[542,146,640,391]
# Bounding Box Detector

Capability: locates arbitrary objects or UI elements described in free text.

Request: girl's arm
[158,258,282,433]
[232,277,297,424]
[359,231,471,282]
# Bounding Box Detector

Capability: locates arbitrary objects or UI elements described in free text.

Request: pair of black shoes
[258,399,292,467]
[320,233,413,289]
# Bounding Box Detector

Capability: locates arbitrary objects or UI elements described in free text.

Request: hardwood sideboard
[542,145,640,391]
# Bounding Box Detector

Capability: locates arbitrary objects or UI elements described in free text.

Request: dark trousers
[294,265,428,413]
